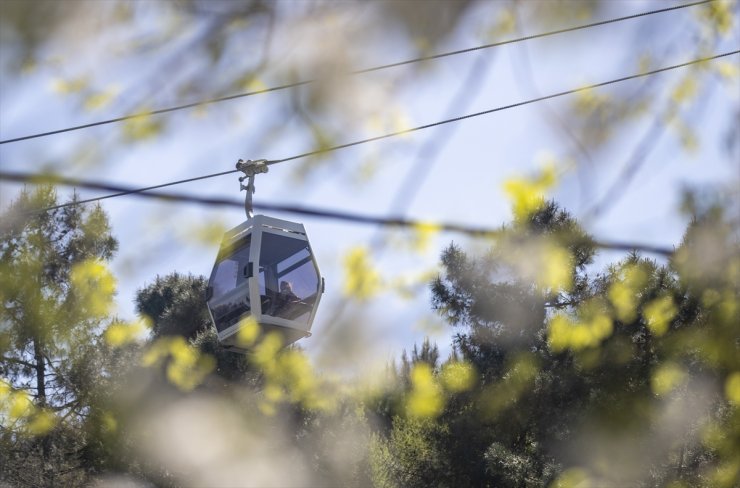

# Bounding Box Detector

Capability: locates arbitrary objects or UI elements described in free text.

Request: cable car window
[209,236,252,332]
[211,236,251,300]
[259,232,319,325]
[211,296,250,333]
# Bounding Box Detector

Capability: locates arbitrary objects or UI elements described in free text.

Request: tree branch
[1,355,36,369]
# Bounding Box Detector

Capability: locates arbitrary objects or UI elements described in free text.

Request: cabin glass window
[259,232,319,325]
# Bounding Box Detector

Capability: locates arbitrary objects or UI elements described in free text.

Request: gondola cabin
[206,214,324,352]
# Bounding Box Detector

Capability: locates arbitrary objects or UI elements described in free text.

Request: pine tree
[0,186,118,487]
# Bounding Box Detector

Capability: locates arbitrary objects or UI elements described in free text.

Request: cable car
[206,160,324,352]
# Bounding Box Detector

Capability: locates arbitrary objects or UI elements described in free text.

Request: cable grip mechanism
[236,159,268,219]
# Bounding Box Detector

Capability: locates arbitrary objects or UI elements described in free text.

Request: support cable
[0,170,675,256]
[0,0,715,145]
[3,49,734,211]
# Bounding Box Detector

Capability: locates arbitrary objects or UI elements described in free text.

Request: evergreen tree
[0,187,118,487]
[371,202,739,487]
[134,272,210,340]
[136,272,252,382]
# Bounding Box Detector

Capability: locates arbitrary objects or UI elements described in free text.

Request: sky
[1,0,738,371]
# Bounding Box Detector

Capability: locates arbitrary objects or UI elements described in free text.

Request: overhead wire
[0,0,716,145]
[0,170,675,257]
[1,49,735,212]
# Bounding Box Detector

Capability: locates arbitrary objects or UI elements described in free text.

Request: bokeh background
[1,1,738,486]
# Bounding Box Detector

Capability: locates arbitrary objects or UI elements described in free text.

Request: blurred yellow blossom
[241,76,266,92]
[249,333,335,413]
[725,372,740,406]
[698,0,735,36]
[709,459,740,488]
[717,61,739,81]
[670,76,698,105]
[574,87,610,114]
[552,468,591,488]
[83,87,119,111]
[8,390,33,419]
[141,337,215,391]
[27,409,58,435]
[251,333,283,372]
[643,295,677,336]
[264,383,285,403]
[50,76,88,94]
[70,259,117,318]
[548,307,613,353]
[166,338,215,391]
[487,8,516,39]
[236,316,261,348]
[608,264,648,323]
[440,361,476,393]
[122,111,163,141]
[102,411,118,433]
[481,354,539,417]
[651,362,687,396]
[502,161,557,219]
[702,288,722,307]
[539,244,573,292]
[188,220,228,246]
[0,379,10,398]
[411,222,441,253]
[343,246,382,300]
[405,363,444,419]
[104,318,149,348]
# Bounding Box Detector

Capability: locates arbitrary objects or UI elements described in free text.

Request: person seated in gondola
[271,280,298,316]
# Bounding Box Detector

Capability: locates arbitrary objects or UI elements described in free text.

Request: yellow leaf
[608,264,648,323]
[726,372,740,405]
[9,391,34,419]
[251,333,283,369]
[547,306,613,353]
[83,87,119,111]
[50,76,88,94]
[104,318,148,348]
[242,77,266,92]
[342,246,382,300]
[698,1,735,36]
[236,316,260,348]
[539,244,573,292]
[487,9,516,39]
[122,111,162,141]
[27,409,58,435]
[651,362,687,396]
[440,361,476,393]
[573,87,610,114]
[671,77,698,105]
[141,337,172,367]
[717,61,740,81]
[643,295,677,336]
[189,220,228,246]
[502,161,558,220]
[102,411,118,433]
[552,468,591,488]
[70,259,117,318]
[411,222,441,253]
[405,363,444,419]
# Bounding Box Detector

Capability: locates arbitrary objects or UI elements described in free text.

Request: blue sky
[1,0,738,370]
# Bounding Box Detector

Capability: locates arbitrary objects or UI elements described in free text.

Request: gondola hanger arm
[236,159,268,219]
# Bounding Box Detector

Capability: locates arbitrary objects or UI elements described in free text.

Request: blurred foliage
[1,0,739,486]
[2,192,738,486]
[0,187,122,486]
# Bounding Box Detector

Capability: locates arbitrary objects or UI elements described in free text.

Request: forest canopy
[1,188,738,487]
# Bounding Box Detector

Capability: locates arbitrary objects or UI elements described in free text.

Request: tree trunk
[33,336,52,487]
